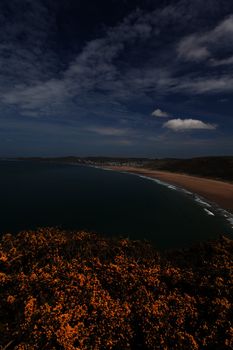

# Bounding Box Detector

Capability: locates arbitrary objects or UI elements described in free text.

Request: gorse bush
[0,228,232,349]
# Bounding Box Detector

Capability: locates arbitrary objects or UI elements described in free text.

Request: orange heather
[0,228,232,349]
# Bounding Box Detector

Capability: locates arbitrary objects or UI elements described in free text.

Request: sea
[0,160,232,250]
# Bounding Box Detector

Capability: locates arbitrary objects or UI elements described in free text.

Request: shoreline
[103,165,233,215]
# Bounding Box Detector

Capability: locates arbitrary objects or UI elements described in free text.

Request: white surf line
[88,165,114,171]
[204,208,215,216]
[135,173,233,230]
[92,166,233,231]
[217,208,233,229]
[194,197,212,207]
[136,172,233,230]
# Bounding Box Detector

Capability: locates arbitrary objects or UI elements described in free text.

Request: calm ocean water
[0,160,232,249]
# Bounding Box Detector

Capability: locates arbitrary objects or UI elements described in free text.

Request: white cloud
[163,118,217,131]
[151,108,169,117]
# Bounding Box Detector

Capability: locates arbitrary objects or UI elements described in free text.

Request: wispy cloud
[0,0,232,126]
[104,138,133,146]
[0,1,195,117]
[177,15,233,63]
[1,80,69,111]
[177,36,210,62]
[86,126,129,136]
[210,55,233,66]
[172,76,233,94]
[163,119,217,132]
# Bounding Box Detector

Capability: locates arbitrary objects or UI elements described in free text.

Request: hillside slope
[143,157,233,182]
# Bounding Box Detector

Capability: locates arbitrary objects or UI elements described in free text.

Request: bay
[0,160,232,249]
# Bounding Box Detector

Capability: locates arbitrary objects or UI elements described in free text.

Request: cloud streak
[177,15,233,63]
[85,126,129,136]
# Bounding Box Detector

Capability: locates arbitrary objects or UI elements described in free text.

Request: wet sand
[106,166,233,213]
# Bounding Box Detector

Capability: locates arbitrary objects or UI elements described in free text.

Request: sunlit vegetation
[0,228,232,349]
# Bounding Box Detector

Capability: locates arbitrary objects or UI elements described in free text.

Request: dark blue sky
[0,0,233,157]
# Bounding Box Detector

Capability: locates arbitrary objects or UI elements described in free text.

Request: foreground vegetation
[0,228,232,349]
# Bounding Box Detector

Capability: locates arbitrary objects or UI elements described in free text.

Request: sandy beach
[106,166,233,213]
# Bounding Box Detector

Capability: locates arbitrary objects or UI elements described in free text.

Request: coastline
[103,165,233,215]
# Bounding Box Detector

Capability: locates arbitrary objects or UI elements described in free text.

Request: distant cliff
[0,228,232,349]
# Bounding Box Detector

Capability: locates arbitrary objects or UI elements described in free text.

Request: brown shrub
[0,228,232,349]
